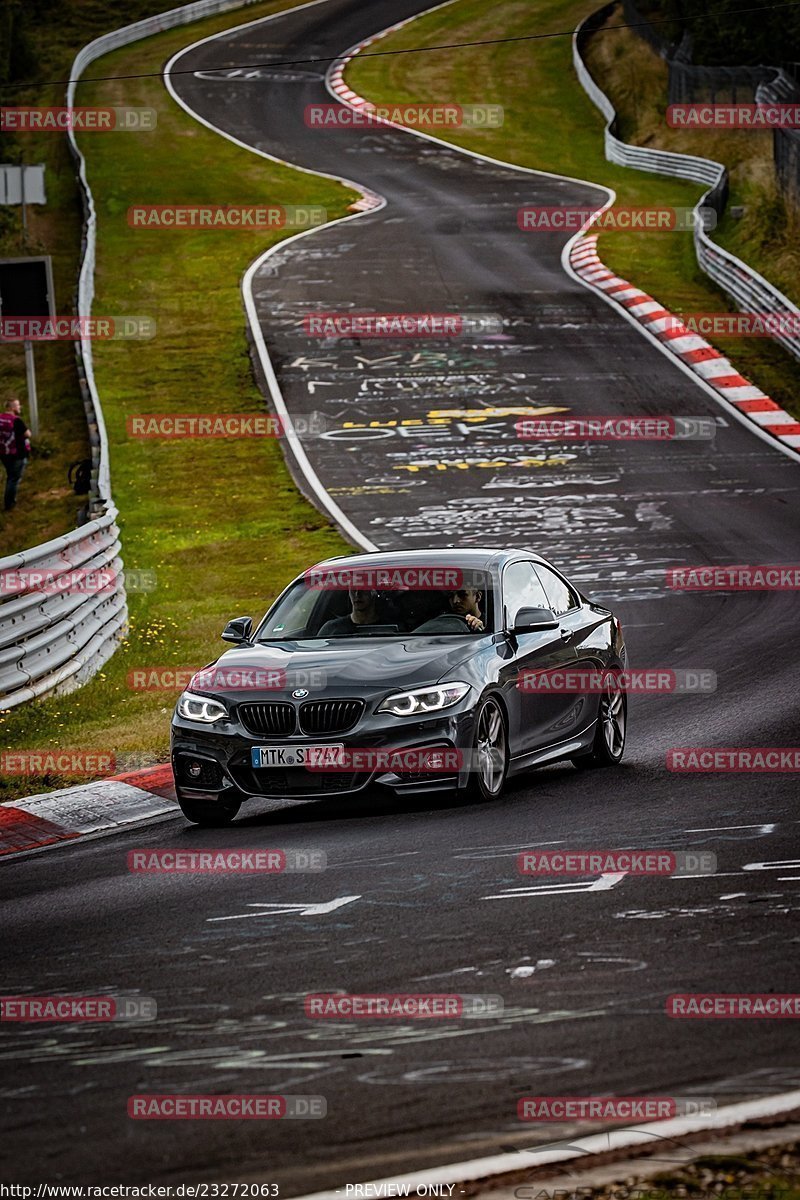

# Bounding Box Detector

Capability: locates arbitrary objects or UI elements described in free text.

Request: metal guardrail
[0,0,258,711]
[573,4,800,364]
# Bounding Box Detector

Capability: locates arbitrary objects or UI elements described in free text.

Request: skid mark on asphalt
[615,894,800,920]
[0,1007,606,1072]
[354,1055,589,1085]
[452,840,566,860]
[708,1067,800,1093]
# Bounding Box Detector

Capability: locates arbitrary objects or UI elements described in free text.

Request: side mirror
[511,606,559,633]
[221,615,253,643]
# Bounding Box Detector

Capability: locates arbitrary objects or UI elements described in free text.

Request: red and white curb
[323,46,385,212]
[328,11,800,461]
[327,18,410,126]
[0,764,175,859]
[570,234,800,454]
[327,8,457,144]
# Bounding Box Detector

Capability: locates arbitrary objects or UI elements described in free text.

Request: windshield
[256,570,495,640]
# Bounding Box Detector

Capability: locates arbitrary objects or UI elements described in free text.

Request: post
[20,163,27,245]
[24,340,39,436]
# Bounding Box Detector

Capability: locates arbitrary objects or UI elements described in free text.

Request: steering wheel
[413,612,479,634]
[434,613,474,631]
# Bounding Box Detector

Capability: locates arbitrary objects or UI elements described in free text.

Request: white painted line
[287,1090,800,1200]
[687,824,776,833]
[743,860,800,871]
[483,872,625,899]
[207,895,360,922]
[162,0,383,552]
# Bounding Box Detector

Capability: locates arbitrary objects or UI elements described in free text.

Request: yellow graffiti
[426,406,569,419]
[342,419,447,428]
[395,457,573,473]
[330,486,410,494]
[341,405,570,430]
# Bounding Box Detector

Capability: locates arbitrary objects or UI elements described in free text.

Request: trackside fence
[573,4,800,365]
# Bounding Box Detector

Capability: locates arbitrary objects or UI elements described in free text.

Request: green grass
[0,0,356,801]
[617,1145,800,1200]
[0,0,235,556]
[347,0,800,418]
[0,151,91,554]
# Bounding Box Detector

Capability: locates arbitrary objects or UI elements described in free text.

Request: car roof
[305,548,552,574]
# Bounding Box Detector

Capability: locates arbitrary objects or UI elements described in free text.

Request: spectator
[0,398,31,512]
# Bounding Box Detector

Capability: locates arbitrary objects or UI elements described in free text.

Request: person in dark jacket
[0,397,31,511]
[318,588,381,636]
[413,586,485,634]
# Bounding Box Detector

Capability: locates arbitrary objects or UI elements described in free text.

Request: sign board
[0,256,54,318]
[0,257,55,437]
[0,165,46,205]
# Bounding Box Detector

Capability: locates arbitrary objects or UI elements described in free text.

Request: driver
[447,586,484,632]
[319,587,380,636]
[412,586,485,633]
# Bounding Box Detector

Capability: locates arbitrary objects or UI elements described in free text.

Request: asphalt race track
[2,0,800,1190]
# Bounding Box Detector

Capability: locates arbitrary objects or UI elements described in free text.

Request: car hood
[190,636,483,700]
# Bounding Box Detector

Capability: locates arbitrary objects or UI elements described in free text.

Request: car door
[532,562,604,737]
[499,560,579,756]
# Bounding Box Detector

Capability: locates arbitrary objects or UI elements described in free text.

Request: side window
[533,563,579,617]
[502,561,549,627]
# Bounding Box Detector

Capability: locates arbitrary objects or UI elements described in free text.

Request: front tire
[177,793,242,826]
[468,695,509,801]
[572,671,627,769]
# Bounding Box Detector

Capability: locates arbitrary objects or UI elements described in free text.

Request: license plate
[251,744,346,769]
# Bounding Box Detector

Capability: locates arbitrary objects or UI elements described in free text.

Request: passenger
[319,588,380,636]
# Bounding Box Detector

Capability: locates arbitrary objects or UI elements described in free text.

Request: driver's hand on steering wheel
[464,614,484,631]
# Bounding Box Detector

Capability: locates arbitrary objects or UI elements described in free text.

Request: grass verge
[0,0,234,556]
[573,1141,800,1200]
[0,0,356,801]
[347,0,800,418]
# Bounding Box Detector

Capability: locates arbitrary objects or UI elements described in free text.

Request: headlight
[378,682,470,717]
[176,691,228,723]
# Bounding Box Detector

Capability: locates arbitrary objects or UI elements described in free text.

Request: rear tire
[571,671,627,769]
[177,793,242,827]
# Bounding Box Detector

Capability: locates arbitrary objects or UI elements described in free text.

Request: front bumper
[171,706,476,802]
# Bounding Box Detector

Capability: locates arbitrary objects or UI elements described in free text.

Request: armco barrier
[0,0,259,711]
[0,513,126,708]
[573,4,800,364]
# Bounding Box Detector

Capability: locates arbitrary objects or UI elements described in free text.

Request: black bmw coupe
[171,548,627,824]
